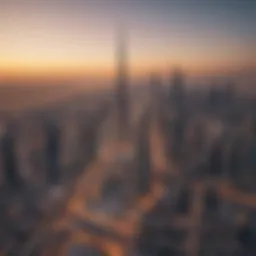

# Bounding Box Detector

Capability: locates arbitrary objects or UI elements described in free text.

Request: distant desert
[0,83,99,115]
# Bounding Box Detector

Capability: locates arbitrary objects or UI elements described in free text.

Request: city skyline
[0,0,255,81]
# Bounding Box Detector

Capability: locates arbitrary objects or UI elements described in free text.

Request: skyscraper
[80,117,97,165]
[135,110,151,196]
[208,141,223,176]
[1,127,19,188]
[150,73,162,96]
[169,69,186,112]
[116,29,129,140]
[171,116,186,161]
[174,185,192,214]
[149,73,163,117]
[45,121,61,184]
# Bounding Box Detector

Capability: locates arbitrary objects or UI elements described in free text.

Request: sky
[0,0,255,79]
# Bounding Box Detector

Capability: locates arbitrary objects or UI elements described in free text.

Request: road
[40,92,170,256]
[18,88,166,256]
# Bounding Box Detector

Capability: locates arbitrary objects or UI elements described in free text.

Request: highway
[20,87,256,256]
[41,91,171,256]
[19,88,165,256]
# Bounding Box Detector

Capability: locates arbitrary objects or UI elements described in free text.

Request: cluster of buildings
[20,33,157,256]
[136,70,256,256]
[0,95,110,255]
[36,66,256,256]
[1,33,255,256]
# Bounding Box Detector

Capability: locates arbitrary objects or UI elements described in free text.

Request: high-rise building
[208,86,220,113]
[135,110,152,196]
[171,116,186,161]
[116,29,129,139]
[149,73,164,121]
[208,141,223,176]
[45,121,61,184]
[192,121,205,154]
[224,81,235,107]
[174,185,192,215]
[228,129,256,193]
[1,125,20,188]
[60,118,80,169]
[236,217,256,254]
[0,124,5,187]
[203,187,219,217]
[80,119,97,164]
[169,69,186,112]
[229,136,244,183]
[150,73,162,98]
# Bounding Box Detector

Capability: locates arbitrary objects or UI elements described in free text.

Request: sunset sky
[0,0,255,79]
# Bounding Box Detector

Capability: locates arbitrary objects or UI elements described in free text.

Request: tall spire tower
[116,27,129,140]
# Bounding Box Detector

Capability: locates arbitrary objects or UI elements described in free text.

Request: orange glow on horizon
[1,61,254,78]
[1,54,255,84]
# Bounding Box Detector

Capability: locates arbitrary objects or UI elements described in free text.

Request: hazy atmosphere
[0,1,256,256]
